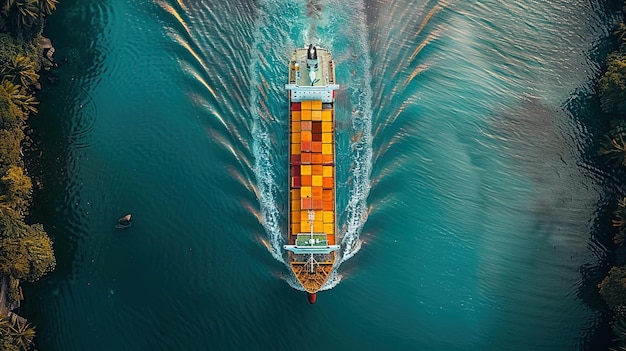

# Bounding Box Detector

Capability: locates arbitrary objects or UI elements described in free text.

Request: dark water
[22,0,621,349]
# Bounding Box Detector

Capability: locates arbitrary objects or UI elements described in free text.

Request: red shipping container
[292,102,301,111]
[312,133,322,142]
[291,165,300,176]
[301,141,312,152]
[291,154,301,165]
[292,176,301,188]
[312,121,323,133]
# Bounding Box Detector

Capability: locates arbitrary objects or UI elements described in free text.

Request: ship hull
[285,45,339,296]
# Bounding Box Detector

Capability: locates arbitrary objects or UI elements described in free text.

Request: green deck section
[296,234,329,246]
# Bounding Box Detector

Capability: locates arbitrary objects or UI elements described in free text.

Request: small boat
[115,214,132,229]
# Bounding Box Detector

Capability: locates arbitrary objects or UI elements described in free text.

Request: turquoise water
[22,0,619,349]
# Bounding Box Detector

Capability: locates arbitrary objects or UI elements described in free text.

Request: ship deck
[287,99,336,293]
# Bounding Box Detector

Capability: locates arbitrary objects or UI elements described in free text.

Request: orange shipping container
[291,189,301,200]
[312,100,322,110]
[291,144,301,154]
[302,100,312,110]
[301,175,312,186]
[292,132,301,143]
[292,223,300,234]
[323,177,334,189]
[301,198,312,209]
[312,165,323,175]
[292,122,301,133]
[322,154,334,164]
[302,110,312,120]
[292,111,301,121]
[312,153,323,164]
[301,153,312,164]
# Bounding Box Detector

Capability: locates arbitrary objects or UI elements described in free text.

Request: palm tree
[14,0,38,27]
[601,134,626,167]
[615,22,626,43]
[614,197,626,245]
[8,318,35,351]
[0,55,39,89]
[37,0,57,15]
[1,0,15,15]
[0,80,38,115]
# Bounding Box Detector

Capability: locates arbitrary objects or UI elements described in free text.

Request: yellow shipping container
[301,186,312,198]
[322,121,333,132]
[322,133,333,143]
[312,100,322,110]
[322,144,333,155]
[323,211,334,223]
[300,210,309,222]
[301,164,312,176]
[324,223,334,234]
[322,110,332,121]
[301,220,311,230]
[323,166,333,177]
[301,109,312,120]
[312,175,323,187]
[312,110,322,121]
[313,221,324,232]
[302,100,312,110]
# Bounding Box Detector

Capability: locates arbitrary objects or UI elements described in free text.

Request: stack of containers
[289,100,335,244]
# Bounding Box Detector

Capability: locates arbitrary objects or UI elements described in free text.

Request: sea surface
[21,0,622,350]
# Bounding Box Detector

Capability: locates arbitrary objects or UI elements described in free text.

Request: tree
[1,166,32,215]
[600,52,626,116]
[14,0,38,27]
[0,54,39,89]
[0,128,23,174]
[38,0,57,15]
[599,266,626,310]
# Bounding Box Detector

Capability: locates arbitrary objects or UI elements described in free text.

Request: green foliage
[0,316,34,351]
[1,166,32,215]
[600,52,626,116]
[0,79,35,118]
[0,82,24,130]
[599,266,626,310]
[0,128,23,175]
[1,54,39,89]
[0,209,55,282]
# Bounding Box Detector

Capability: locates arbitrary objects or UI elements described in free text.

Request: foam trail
[333,0,374,265]
[249,0,304,263]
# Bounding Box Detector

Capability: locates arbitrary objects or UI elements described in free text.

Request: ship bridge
[286,44,339,103]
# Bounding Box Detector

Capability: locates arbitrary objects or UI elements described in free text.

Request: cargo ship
[284,45,340,304]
